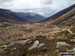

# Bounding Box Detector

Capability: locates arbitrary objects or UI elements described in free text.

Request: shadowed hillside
[15,12,45,22]
[0,8,27,22]
[0,8,45,23]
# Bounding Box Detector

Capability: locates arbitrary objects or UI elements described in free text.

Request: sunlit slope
[51,8,75,25]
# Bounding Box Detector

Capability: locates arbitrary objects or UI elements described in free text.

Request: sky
[0,0,75,17]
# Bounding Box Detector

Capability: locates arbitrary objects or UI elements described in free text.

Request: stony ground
[0,21,75,56]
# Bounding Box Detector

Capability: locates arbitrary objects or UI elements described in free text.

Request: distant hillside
[14,12,45,22]
[0,8,45,23]
[0,8,27,22]
[42,4,75,22]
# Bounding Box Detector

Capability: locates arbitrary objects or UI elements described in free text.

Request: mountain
[0,8,27,22]
[42,4,75,22]
[14,12,45,22]
[0,8,45,23]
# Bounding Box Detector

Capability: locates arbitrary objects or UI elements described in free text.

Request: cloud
[0,0,53,10]
[0,0,75,17]
[0,0,44,9]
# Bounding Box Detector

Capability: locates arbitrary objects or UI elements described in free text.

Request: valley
[0,4,75,56]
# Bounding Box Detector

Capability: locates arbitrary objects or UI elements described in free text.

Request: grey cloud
[0,0,12,7]
[43,0,52,4]
[0,0,11,2]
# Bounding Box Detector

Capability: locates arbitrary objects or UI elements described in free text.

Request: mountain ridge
[42,4,75,22]
[50,7,75,25]
[0,8,45,23]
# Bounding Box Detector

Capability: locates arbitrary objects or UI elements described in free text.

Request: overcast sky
[0,0,75,17]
